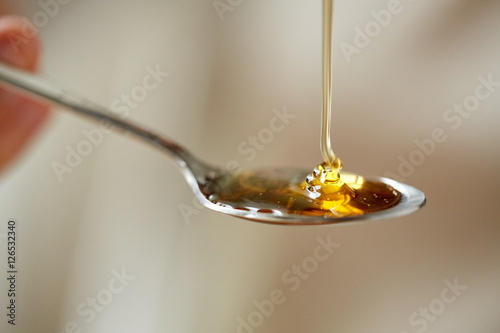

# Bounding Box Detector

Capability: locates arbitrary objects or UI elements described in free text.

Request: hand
[0,15,50,173]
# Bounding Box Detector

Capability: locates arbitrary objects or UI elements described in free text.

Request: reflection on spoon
[0,63,425,225]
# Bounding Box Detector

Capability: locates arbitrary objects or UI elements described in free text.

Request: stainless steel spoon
[0,63,425,225]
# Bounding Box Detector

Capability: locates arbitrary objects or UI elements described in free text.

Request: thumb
[0,15,50,172]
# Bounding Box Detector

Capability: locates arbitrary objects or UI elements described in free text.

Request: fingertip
[0,15,50,173]
[0,15,41,71]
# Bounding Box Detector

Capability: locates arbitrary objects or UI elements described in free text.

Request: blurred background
[0,0,499,332]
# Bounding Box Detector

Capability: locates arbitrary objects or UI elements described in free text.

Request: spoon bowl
[195,167,425,225]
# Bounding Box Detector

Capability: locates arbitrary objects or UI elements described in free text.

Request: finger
[0,15,50,172]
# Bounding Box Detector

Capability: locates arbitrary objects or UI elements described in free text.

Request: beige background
[0,0,499,332]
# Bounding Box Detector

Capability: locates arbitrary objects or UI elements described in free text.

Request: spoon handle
[0,63,212,180]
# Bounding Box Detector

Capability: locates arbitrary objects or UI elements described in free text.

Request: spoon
[0,63,425,225]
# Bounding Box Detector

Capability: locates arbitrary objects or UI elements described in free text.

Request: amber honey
[205,0,401,218]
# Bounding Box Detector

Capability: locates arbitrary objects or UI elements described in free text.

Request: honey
[204,168,401,219]
[204,0,402,219]
[299,0,402,216]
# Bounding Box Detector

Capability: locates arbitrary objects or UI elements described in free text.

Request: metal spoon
[0,63,425,225]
